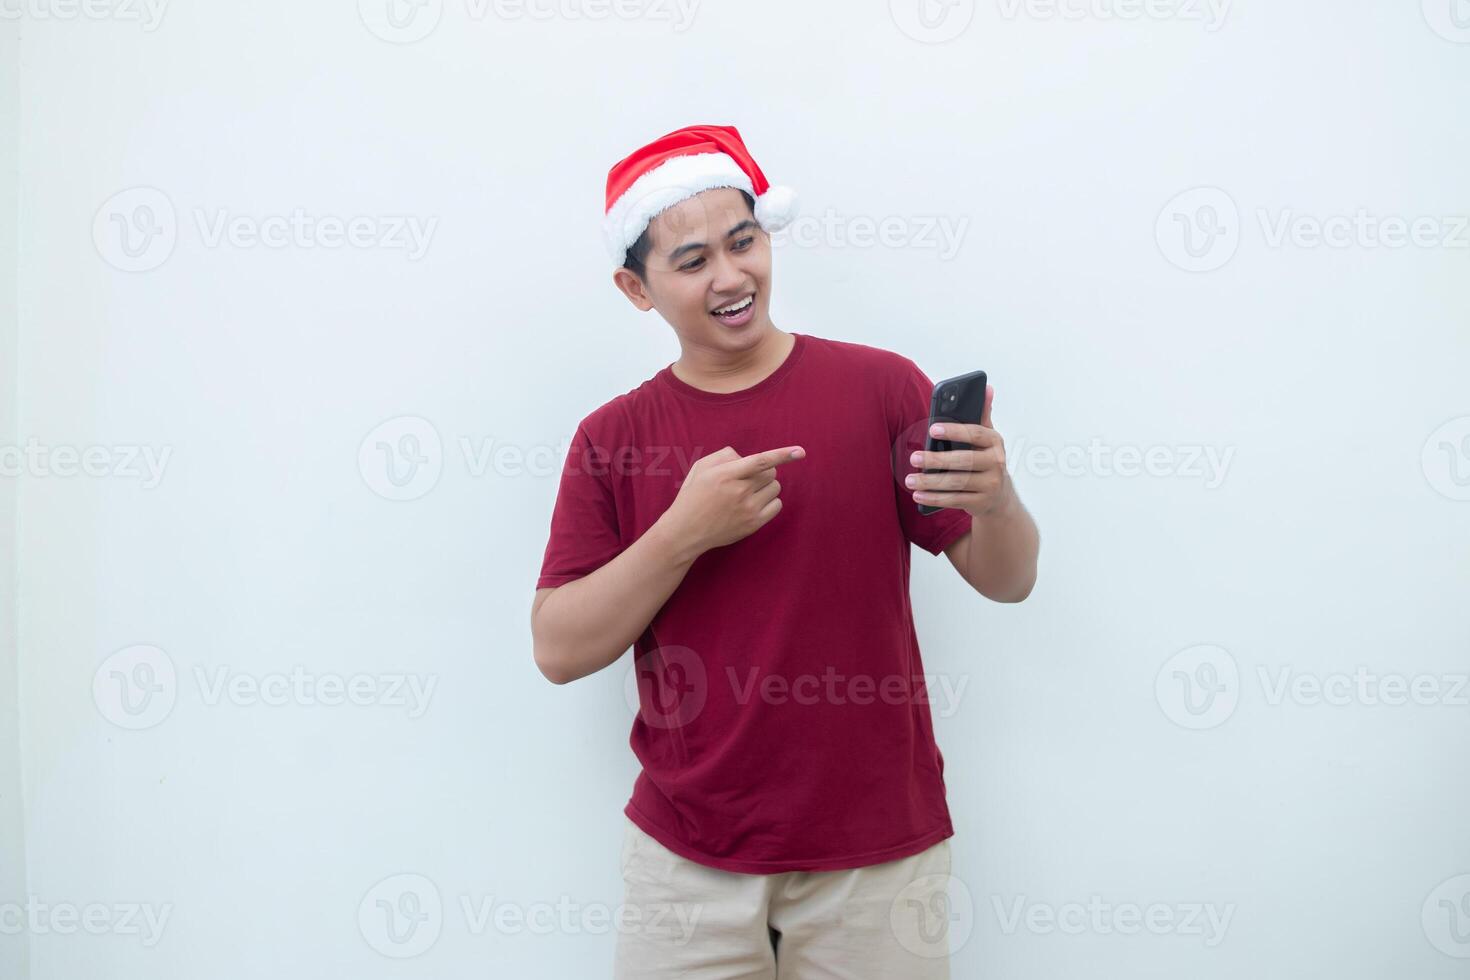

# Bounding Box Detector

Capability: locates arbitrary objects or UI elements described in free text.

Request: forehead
[646,187,750,250]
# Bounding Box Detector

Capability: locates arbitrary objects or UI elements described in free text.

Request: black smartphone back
[918,369,987,515]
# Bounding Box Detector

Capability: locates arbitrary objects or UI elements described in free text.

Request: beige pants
[612,816,954,979]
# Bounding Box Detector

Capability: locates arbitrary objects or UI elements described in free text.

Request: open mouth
[710,293,755,326]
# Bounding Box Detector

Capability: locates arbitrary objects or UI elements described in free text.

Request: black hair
[622,188,756,282]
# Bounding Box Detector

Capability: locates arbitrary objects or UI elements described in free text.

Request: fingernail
[905,475,917,488]
[909,452,921,465]
[930,424,944,436]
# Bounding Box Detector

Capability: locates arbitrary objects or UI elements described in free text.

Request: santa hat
[602,124,799,264]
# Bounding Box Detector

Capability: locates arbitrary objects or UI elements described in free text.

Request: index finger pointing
[727,445,806,477]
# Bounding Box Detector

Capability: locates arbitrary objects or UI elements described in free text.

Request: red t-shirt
[536,331,972,873]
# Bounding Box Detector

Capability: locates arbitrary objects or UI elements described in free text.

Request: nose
[708,248,746,296]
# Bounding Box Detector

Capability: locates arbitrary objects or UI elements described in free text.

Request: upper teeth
[714,296,753,315]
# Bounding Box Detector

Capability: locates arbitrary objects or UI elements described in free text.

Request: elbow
[982,535,1039,603]
[533,640,576,685]
[975,566,1037,603]
[996,577,1036,603]
[978,583,1031,603]
[531,591,574,685]
[540,664,574,686]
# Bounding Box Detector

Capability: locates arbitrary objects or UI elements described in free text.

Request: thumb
[980,384,995,428]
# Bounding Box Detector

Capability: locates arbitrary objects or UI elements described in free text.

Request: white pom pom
[754,185,799,233]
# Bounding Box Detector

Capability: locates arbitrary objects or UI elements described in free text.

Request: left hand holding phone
[905,384,1013,517]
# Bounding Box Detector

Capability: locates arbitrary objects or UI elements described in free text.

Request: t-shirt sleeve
[535,423,624,589]
[889,356,974,557]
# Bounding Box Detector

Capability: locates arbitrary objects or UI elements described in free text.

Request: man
[532,124,1040,978]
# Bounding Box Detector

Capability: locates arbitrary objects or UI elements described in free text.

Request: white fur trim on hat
[604,154,802,264]
[604,152,754,262]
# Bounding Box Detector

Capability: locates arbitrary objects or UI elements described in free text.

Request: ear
[612,267,655,312]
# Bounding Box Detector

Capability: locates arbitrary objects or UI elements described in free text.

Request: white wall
[8,1,1470,977]
[1,12,29,980]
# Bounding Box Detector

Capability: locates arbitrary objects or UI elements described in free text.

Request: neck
[671,324,794,394]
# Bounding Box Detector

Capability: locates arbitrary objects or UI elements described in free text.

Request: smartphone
[917,369,987,515]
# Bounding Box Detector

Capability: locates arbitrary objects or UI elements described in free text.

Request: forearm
[963,488,1039,602]
[532,517,702,684]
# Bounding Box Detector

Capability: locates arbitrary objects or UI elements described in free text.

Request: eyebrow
[666,219,759,263]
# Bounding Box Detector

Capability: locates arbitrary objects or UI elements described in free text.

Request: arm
[531,515,702,685]
[531,443,806,685]
[942,489,1039,602]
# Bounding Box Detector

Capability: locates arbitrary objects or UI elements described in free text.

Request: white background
[2,0,1469,976]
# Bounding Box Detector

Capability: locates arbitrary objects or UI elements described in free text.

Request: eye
[679,256,705,272]
[733,237,754,250]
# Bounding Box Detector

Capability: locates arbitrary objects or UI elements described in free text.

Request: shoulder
[799,333,918,381]
[572,374,663,444]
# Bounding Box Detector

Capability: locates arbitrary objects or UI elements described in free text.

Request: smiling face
[612,187,774,351]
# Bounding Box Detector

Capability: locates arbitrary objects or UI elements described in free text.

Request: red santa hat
[602,124,799,264]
